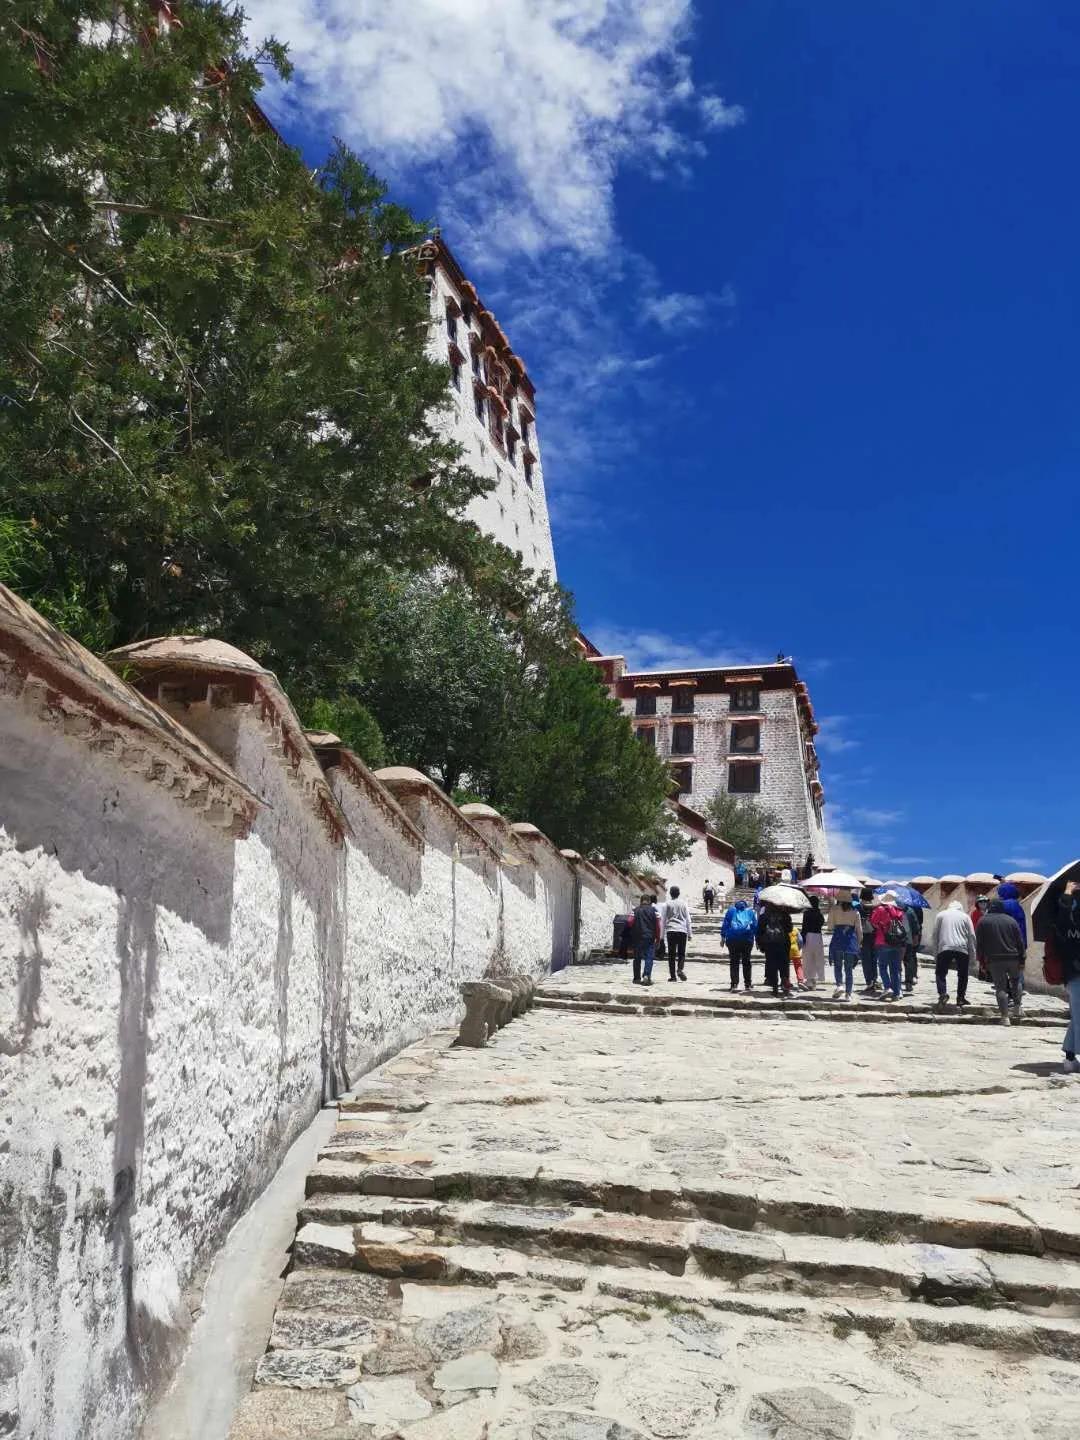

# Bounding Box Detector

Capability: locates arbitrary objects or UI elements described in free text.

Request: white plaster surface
[426,264,557,580]
[0,671,635,1440]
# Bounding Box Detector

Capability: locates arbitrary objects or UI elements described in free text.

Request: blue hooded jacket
[996,883,1028,945]
[722,899,757,942]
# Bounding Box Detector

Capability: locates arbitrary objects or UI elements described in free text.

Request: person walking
[870,891,907,1001]
[702,881,715,915]
[829,892,863,1000]
[976,897,1025,1024]
[664,886,692,982]
[996,883,1029,945]
[800,896,827,988]
[858,886,880,993]
[632,894,660,987]
[722,897,757,990]
[1051,881,1080,1073]
[735,860,747,887]
[758,902,793,997]
[931,899,977,1008]
[901,901,923,994]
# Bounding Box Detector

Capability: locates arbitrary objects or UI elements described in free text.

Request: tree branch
[90,201,232,229]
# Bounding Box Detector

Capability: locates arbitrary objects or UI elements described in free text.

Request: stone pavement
[229,924,1080,1439]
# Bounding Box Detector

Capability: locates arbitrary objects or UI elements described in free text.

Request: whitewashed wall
[0,598,635,1440]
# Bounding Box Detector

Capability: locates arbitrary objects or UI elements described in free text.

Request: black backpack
[884,910,907,946]
[762,913,787,947]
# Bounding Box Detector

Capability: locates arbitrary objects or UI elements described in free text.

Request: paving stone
[293,1221,357,1268]
[554,1212,690,1263]
[361,1336,433,1375]
[522,1363,600,1406]
[415,1302,502,1360]
[254,1348,363,1390]
[467,1203,578,1239]
[227,1388,351,1439]
[744,1386,855,1439]
[529,1413,645,1440]
[355,1240,447,1279]
[499,1320,550,1361]
[346,1376,433,1436]
[984,1250,1080,1305]
[691,1223,783,1276]
[280,1268,400,1319]
[526,1259,588,1291]
[909,1243,995,1300]
[433,1351,501,1390]
[401,1397,497,1440]
[268,1309,377,1352]
[779,1234,919,1291]
[618,1368,729,1437]
[666,1310,731,1358]
[445,1244,530,1283]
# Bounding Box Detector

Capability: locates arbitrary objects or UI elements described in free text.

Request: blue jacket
[996,884,1028,945]
[722,900,757,942]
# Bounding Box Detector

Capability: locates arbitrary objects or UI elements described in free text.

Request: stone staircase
[230,1024,1080,1439]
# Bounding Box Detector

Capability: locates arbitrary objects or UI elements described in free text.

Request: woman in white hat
[869,891,907,1001]
[829,891,863,1001]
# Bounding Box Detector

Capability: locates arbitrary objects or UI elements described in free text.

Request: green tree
[345,574,533,796]
[703,791,783,861]
[492,661,691,868]
[0,1,489,694]
[301,695,387,770]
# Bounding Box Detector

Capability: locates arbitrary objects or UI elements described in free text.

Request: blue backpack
[728,907,756,937]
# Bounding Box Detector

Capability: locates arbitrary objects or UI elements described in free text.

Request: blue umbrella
[874,883,930,910]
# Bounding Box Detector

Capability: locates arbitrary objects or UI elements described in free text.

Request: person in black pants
[758,903,793,996]
[728,938,753,989]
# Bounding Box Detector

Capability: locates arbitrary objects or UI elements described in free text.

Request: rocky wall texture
[0,593,635,1440]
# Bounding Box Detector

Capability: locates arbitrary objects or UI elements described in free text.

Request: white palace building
[418,235,557,580]
[418,234,828,875]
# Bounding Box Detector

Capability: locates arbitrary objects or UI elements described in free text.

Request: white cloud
[700,93,747,130]
[816,716,861,754]
[641,284,736,332]
[851,807,904,827]
[1002,855,1046,870]
[824,822,885,875]
[245,0,738,260]
[586,623,757,671]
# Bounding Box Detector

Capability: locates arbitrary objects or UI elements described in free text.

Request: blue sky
[244,0,1078,878]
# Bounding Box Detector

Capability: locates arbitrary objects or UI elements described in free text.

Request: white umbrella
[802,870,864,892]
[757,883,810,910]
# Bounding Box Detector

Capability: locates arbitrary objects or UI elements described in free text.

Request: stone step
[302,1156,1076,1258]
[533,992,1066,1027]
[292,1195,1080,1312]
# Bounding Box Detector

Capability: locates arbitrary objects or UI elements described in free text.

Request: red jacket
[870,903,905,949]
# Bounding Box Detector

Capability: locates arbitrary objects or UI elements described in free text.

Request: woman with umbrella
[756,882,806,997]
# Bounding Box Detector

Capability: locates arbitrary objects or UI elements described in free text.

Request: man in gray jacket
[932,900,977,1008]
[976,898,1026,1024]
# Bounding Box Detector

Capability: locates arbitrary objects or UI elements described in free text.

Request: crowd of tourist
[618,868,1080,1075]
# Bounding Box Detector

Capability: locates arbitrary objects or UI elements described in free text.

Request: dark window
[728,762,761,794]
[671,688,694,714]
[671,722,694,755]
[507,432,517,463]
[524,458,534,488]
[636,726,656,748]
[730,720,760,753]
[474,390,486,422]
[451,362,461,392]
[731,685,760,711]
[445,306,458,340]
[635,693,657,716]
[671,763,692,796]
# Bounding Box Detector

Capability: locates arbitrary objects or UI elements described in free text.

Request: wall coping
[308,739,424,853]
[0,583,261,835]
[374,768,503,863]
[106,637,348,846]
[510,821,572,867]
[559,848,609,886]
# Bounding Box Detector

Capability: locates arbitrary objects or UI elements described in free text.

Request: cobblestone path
[229,921,1080,1439]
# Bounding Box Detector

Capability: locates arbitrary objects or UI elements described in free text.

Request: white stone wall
[662,830,735,912]
[626,687,829,865]
[0,643,635,1440]
[426,264,557,580]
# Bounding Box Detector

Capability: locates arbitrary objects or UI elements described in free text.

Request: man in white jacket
[663,886,693,982]
[932,899,977,1008]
